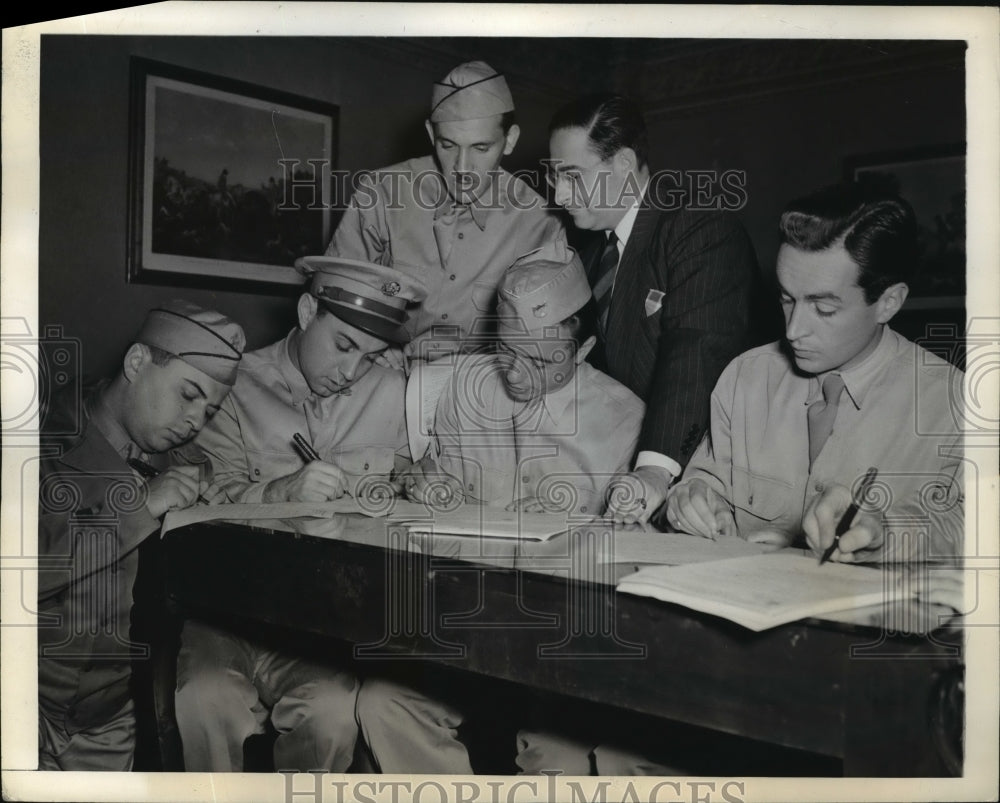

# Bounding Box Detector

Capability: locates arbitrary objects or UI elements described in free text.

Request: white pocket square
[644,289,665,316]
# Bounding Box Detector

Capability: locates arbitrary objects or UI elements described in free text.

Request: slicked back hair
[779,182,918,304]
[549,93,649,170]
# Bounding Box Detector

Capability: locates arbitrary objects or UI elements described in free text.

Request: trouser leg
[592,742,682,775]
[515,729,594,775]
[355,676,472,774]
[174,620,267,772]
[38,701,136,771]
[262,650,359,773]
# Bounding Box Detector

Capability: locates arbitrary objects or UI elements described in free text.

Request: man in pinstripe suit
[547,94,759,527]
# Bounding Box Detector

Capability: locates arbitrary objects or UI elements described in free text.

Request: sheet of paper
[160,499,365,536]
[599,530,770,565]
[394,505,579,541]
[617,552,912,631]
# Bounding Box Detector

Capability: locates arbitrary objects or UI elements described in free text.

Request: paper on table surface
[617,551,910,631]
[160,499,360,535]
[393,505,583,541]
[160,497,435,536]
[600,530,770,566]
[162,494,585,542]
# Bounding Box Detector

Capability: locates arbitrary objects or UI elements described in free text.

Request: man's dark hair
[779,182,918,304]
[146,345,177,366]
[549,93,648,170]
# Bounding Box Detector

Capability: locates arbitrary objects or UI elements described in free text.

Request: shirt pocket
[330,446,396,496]
[246,449,298,485]
[731,466,794,524]
[471,281,497,314]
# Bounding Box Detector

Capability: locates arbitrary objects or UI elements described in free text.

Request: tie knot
[821,373,845,404]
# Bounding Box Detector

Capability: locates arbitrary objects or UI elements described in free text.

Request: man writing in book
[358,243,667,775]
[665,182,964,562]
[173,256,425,772]
[38,301,245,770]
[403,240,645,516]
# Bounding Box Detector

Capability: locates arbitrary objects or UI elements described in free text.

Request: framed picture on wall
[845,144,965,309]
[127,57,338,291]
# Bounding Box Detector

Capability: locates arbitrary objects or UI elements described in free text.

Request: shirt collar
[87,385,140,461]
[280,330,315,406]
[430,172,504,231]
[612,178,649,247]
[807,326,897,409]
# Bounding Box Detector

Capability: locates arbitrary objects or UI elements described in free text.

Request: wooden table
[157,514,963,776]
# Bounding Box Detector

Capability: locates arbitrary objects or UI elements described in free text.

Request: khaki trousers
[175,619,358,772]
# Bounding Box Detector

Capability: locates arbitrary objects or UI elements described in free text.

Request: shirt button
[449,274,456,281]
[254,468,261,476]
[522,476,530,483]
[441,314,448,320]
[814,482,824,493]
[468,483,475,491]
[457,232,464,240]
[581,506,588,514]
[363,462,370,471]
[748,494,754,505]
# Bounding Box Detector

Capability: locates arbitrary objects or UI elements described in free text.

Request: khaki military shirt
[326,156,566,357]
[193,332,408,502]
[433,355,645,516]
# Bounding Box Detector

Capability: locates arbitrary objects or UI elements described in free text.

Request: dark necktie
[807,373,846,467]
[592,231,620,336]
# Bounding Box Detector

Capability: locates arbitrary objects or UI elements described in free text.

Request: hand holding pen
[127,458,211,517]
[803,467,881,565]
[262,432,349,503]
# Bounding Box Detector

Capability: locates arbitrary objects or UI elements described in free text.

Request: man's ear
[123,343,151,383]
[425,119,436,148]
[875,282,909,324]
[502,123,521,156]
[297,293,319,331]
[575,334,597,364]
[613,147,637,175]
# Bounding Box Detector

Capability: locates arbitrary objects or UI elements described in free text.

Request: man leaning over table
[665,182,964,562]
[173,256,425,772]
[38,301,245,770]
[325,59,565,364]
[546,93,759,528]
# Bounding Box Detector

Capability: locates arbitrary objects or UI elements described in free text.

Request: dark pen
[292,432,353,498]
[819,466,879,565]
[292,432,321,463]
[127,457,160,479]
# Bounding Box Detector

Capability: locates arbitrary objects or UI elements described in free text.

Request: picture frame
[845,144,965,309]
[127,57,338,291]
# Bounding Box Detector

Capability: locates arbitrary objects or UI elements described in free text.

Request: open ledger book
[616,552,913,631]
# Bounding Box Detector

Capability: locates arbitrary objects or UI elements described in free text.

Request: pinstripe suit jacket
[584,202,758,470]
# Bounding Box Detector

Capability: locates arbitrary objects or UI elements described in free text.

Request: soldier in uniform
[326,60,565,363]
[357,243,648,774]
[173,256,426,772]
[38,301,245,770]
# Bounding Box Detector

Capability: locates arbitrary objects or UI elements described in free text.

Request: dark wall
[39,36,965,380]
[40,35,440,380]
